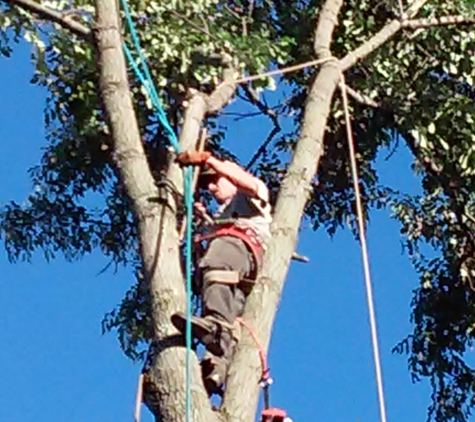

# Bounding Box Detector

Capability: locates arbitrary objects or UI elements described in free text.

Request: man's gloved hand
[176,150,211,165]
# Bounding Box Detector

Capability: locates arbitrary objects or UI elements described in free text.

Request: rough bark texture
[220,0,435,419]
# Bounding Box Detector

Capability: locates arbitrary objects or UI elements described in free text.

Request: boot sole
[171,314,224,357]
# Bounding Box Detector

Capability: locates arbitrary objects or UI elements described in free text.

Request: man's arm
[205,156,262,198]
[175,150,266,200]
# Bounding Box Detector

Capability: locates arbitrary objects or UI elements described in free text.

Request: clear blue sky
[1,40,434,422]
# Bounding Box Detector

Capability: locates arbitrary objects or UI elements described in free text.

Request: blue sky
[0,40,435,422]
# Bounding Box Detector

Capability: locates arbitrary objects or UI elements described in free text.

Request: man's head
[198,166,237,203]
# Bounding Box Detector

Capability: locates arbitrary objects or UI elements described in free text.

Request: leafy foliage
[2,0,475,419]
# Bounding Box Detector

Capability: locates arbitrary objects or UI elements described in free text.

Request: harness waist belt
[194,222,264,273]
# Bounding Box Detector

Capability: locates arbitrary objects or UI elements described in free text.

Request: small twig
[464,210,475,226]
[248,0,255,21]
[168,8,217,40]
[246,125,281,169]
[240,84,282,169]
[291,252,309,263]
[223,4,241,20]
[241,85,278,118]
[222,111,263,119]
[198,13,211,36]
[398,0,407,20]
[242,0,255,36]
[242,16,248,37]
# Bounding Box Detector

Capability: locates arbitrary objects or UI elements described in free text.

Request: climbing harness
[194,221,264,292]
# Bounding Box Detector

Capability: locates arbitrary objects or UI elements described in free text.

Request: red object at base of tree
[260,407,287,422]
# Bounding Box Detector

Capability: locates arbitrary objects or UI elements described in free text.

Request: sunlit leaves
[2,1,475,417]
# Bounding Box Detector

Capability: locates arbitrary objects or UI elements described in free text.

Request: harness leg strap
[203,270,240,285]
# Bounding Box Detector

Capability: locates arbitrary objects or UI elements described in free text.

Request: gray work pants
[197,236,252,378]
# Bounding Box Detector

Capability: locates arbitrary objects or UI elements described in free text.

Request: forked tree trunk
[30,0,438,419]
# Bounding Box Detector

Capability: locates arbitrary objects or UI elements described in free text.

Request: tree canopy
[1,0,475,421]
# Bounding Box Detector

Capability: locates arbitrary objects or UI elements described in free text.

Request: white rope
[134,373,144,422]
[339,72,388,422]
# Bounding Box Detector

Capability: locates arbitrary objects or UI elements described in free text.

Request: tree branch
[402,15,475,29]
[221,1,345,420]
[340,0,429,70]
[93,1,218,420]
[239,84,282,169]
[206,57,237,113]
[342,84,380,108]
[168,58,237,200]
[93,0,156,220]
[168,8,217,40]
[246,124,281,170]
[2,0,91,38]
[314,0,344,58]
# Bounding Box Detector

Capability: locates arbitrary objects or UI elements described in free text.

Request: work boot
[171,312,231,357]
[201,357,225,396]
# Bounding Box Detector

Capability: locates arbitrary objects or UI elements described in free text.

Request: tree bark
[93,0,218,420]
[222,1,437,419]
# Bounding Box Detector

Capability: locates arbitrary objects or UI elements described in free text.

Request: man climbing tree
[1,1,475,422]
[171,149,272,396]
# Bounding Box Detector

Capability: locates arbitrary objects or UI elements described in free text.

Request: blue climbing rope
[119,1,193,420]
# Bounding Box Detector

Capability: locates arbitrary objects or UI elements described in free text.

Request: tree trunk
[221,1,344,420]
[93,0,218,420]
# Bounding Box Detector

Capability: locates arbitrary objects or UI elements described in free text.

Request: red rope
[236,316,270,382]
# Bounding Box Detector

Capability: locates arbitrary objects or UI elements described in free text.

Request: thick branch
[340,0,429,70]
[93,0,156,220]
[93,1,216,421]
[168,60,237,198]
[142,53,236,422]
[314,0,344,58]
[222,1,344,419]
[3,0,91,38]
[402,15,475,29]
[207,58,237,114]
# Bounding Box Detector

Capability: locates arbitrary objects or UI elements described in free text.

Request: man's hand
[176,150,211,165]
[193,201,207,216]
